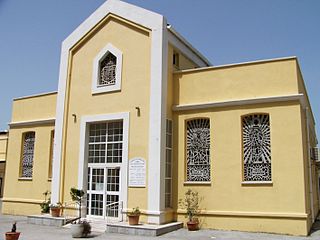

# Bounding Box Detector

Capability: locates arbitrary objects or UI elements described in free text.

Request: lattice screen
[186,118,211,182]
[243,114,271,181]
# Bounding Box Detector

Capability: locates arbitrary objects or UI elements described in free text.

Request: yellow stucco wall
[174,59,299,106]
[0,133,8,161]
[2,94,56,215]
[174,102,309,235]
[12,92,57,122]
[58,15,151,212]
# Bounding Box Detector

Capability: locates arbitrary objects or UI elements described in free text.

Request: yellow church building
[1,0,319,236]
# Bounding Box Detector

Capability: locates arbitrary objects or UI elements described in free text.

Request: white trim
[241,181,273,185]
[92,43,123,94]
[13,91,58,101]
[174,56,297,74]
[173,94,305,111]
[147,16,168,224]
[52,0,167,211]
[78,112,129,216]
[167,26,210,67]
[9,118,55,127]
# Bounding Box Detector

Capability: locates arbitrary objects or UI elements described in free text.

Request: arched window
[242,114,271,182]
[92,43,122,94]
[21,132,35,178]
[186,118,211,182]
[99,53,117,87]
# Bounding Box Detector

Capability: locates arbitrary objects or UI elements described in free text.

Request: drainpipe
[306,107,314,223]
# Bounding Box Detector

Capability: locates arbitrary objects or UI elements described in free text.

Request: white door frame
[78,112,129,218]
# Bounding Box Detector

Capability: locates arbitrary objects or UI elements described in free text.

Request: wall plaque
[129,157,146,187]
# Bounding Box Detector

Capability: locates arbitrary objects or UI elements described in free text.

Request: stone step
[106,221,183,236]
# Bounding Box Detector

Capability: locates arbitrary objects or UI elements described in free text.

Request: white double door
[87,164,121,220]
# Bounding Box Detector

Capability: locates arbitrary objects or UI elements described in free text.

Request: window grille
[165,119,173,208]
[242,114,271,181]
[88,121,123,164]
[311,147,319,161]
[99,53,117,87]
[21,132,35,178]
[186,118,211,182]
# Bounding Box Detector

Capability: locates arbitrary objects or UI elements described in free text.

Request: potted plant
[50,202,63,217]
[127,207,141,225]
[179,189,200,231]
[5,222,20,240]
[70,187,91,238]
[40,190,51,214]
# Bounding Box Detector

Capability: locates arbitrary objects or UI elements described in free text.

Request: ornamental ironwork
[243,114,271,181]
[99,53,117,86]
[21,132,35,178]
[186,118,210,182]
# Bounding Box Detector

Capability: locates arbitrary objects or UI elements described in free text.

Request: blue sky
[0,0,319,139]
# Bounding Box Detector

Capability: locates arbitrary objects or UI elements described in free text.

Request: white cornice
[174,56,297,74]
[9,118,55,127]
[167,26,211,67]
[173,94,304,111]
[13,91,58,101]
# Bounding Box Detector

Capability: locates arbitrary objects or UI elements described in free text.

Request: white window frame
[92,43,123,94]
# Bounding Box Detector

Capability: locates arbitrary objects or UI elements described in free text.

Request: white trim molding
[53,0,169,223]
[9,118,55,128]
[173,94,305,111]
[78,112,129,215]
[92,43,123,94]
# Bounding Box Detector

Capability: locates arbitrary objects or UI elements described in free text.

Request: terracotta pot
[5,232,20,240]
[128,215,140,225]
[50,207,61,217]
[187,220,199,231]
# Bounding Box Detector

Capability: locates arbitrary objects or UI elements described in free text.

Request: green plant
[11,222,17,232]
[179,189,200,222]
[81,220,91,237]
[127,207,141,216]
[70,187,85,221]
[40,190,51,213]
[49,202,63,209]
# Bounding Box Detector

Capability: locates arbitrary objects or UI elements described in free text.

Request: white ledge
[183,181,211,185]
[241,181,273,185]
[173,94,304,111]
[9,118,55,127]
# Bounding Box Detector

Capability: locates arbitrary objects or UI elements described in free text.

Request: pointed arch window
[242,114,271,182]
[21,132,35,178]
[186,118,211,182]
[92,43,122,94]
[99,53,117,87]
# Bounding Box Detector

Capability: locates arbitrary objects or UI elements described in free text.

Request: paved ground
[1,214,320,240]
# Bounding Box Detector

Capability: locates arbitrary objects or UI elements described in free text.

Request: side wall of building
[2,93,56,215]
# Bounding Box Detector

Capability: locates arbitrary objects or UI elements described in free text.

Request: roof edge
[14,91,58,101]
[167,25,211,66]
[174,56,297,74]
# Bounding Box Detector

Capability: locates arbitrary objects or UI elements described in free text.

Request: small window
[92,43,122,94]
[173,51,179,68]
[48,130,54,179]
[186,118,211,182]
[20,132,35,178]
[165,119,173,208]
[99,53,117,87]
[242,114,271,182]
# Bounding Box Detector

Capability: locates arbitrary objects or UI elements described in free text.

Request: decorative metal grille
[99,53,117,86]
[243,114,271,181]
[21,132,35,178]
[186,119,211,182]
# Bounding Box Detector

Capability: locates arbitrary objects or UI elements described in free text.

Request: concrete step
[106,221,183,236]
